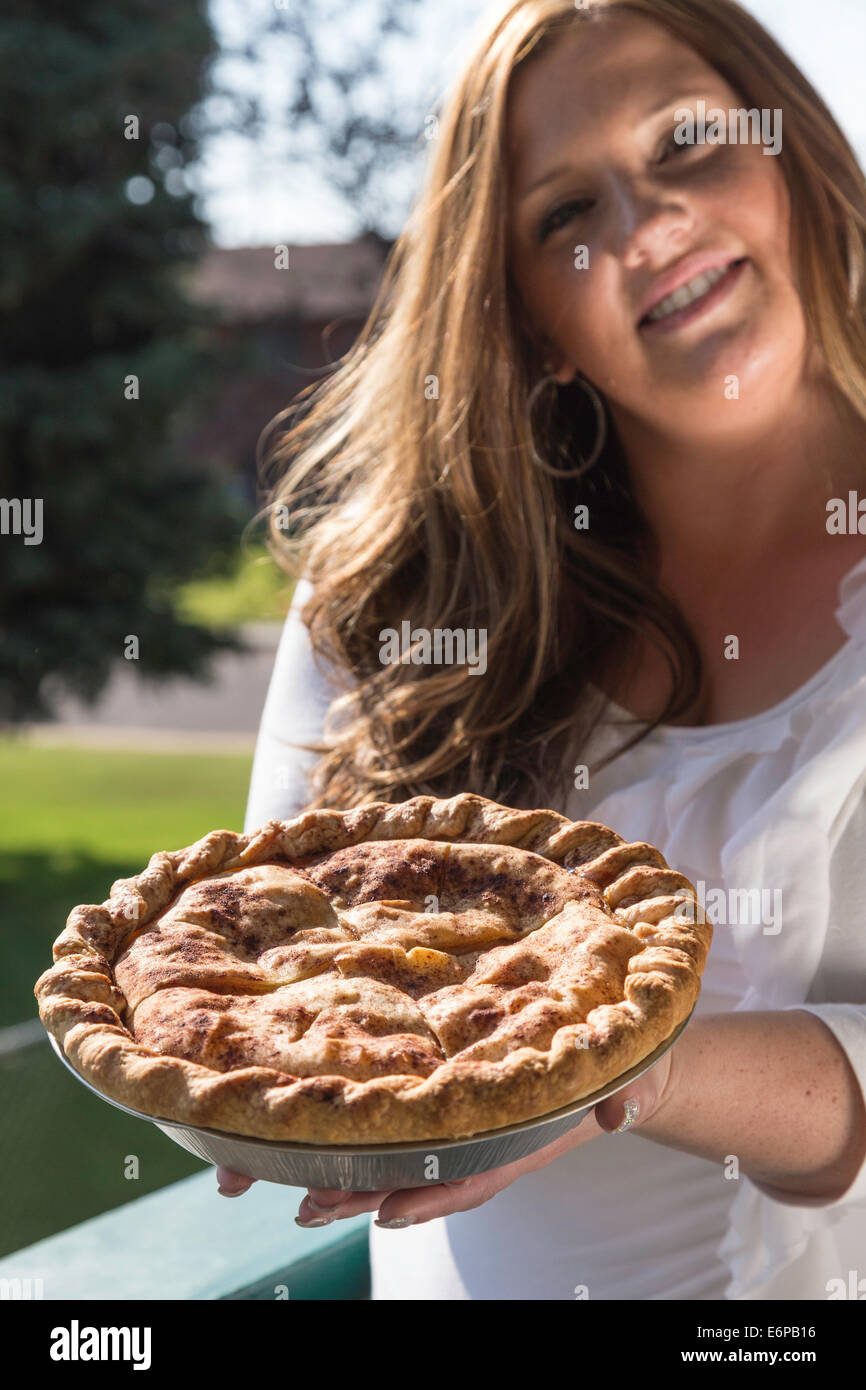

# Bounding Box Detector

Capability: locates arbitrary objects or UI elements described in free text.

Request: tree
[214,0,427,240]
[0,0,246,722]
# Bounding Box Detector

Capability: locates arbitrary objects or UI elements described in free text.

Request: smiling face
[505,13,809,445]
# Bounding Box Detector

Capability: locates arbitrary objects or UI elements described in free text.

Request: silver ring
[615,1097,640,1132]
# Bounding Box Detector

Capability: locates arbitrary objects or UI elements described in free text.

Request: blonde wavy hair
[259,0,866,810]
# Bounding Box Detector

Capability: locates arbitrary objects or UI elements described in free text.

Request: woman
[220,0,866,1299]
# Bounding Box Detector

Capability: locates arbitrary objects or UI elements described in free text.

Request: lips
[637,254,747,327]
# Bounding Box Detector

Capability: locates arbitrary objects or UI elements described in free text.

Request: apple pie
[34,793,711,1144]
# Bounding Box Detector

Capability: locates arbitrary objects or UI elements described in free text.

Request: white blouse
[245,556,866,1300]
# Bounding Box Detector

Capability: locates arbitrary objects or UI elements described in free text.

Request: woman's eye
[656,130,691,164]
[539,198,593,241]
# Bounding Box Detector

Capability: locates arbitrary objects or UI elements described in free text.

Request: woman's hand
[215,1044,678,1227]
[219,1009,866,1213]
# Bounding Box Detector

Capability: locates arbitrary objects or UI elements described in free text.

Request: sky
[194,0,866,248]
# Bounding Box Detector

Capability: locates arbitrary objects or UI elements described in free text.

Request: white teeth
[644,263,731,323]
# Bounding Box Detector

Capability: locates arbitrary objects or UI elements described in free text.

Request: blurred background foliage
[0,0,255,722]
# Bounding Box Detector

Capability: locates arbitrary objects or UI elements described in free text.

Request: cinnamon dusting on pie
[34,794,711,1143]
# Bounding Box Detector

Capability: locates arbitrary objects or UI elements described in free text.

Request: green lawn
[0,742,254,1257]
[175,544,294,627]
[1,741,253,860]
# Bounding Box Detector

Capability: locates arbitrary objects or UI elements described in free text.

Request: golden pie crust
[34,794,711,1144]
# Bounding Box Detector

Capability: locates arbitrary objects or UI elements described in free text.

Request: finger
[594,1062,668,1134]
[305,1185,351,1211]
[216,1166,256,1197]
[297,1101,608,1226]
[295,1188,390,1226]
[374,1112,607,1225]
[374,1172,503,1226]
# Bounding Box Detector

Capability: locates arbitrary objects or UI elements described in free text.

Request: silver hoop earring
[527,370,607,479]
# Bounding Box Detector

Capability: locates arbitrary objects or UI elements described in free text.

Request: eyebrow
[516,86,714,201]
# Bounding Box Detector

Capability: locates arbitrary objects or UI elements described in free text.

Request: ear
[545,351,576,385]
[509,284,576,385]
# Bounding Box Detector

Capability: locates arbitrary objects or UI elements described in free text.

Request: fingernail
[374,1216,415,1229]
[614,1097,641,1133]
[295,1214,336,1228]
[217,1186,245,1198]
[444,1178,472,1187]
[306,1194,346,1214]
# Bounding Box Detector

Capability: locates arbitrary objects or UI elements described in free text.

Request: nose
[612,178,696,270]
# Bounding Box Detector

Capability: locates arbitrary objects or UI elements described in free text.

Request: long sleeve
[244,578,342,832]
[719,784,866,1297]
[768,785,866,1210]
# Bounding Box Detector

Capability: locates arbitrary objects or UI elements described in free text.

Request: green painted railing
[0,1172,371,1301]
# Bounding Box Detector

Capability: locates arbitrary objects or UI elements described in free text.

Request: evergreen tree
[0,0,244,722]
